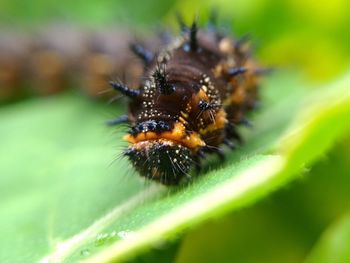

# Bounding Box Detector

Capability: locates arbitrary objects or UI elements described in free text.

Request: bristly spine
[189,21,198,51]
[109,81,140,98]
[106,114,129,126]
[227,67,247,77]
[129,43,154,65]
[153,64,175,95]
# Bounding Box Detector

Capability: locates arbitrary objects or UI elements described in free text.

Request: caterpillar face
[108,17,264,185]
[124,139,192,185]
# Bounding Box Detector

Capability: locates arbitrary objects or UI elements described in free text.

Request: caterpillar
[108,16,263,185]
[0,25,150,103]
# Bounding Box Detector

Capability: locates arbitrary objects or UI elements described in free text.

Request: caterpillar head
[124,139,193,185]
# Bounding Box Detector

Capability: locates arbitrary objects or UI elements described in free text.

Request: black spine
[198,100,213,110]
[227,67,247,77]
[109,81,140,98]
[190,21,198,51]
[106,115,129,126]
[153,66,175,95]
[129,43,154,65]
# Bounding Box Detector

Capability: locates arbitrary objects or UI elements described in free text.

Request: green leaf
[305,212,350,263]
[176,141,350,263]
[1,71,350,262]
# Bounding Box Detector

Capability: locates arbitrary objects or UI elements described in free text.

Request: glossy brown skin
[122,26,261,185]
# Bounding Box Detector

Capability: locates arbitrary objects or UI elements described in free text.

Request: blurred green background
[1,0,350,262]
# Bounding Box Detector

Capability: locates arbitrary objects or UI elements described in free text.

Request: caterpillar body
[109,18,263,185]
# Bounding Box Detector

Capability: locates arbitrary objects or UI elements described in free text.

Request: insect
[0,26,148,103]
[108,14,263,185]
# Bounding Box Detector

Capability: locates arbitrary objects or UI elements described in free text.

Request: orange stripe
[123,122,205,149]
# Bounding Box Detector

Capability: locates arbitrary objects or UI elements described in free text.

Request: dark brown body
[110,22,261,185]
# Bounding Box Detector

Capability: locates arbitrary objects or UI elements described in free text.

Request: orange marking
[124,122,205,149]
[190,88,210,110]
[223,84,246,106]
[199,109,227,135]
[198,88,209,100]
